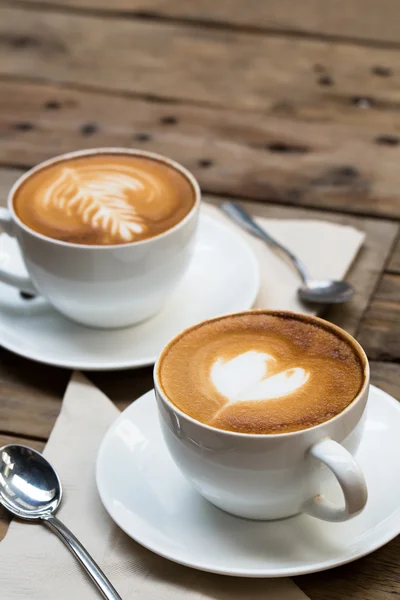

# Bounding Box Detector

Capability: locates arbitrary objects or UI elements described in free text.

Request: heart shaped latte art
[210,350,309,403]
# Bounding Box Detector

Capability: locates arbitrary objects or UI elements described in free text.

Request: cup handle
[302,437,368,522]
[0,207,36,294]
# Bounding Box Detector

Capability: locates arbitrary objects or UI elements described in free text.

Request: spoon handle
[221,201,310,283]
[42,514,122,600]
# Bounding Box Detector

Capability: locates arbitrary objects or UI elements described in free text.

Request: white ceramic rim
[7,147,201,249]
[96,385,400,577]
[154,309,370,439]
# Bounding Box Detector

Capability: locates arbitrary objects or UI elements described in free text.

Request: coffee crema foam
[158,312,365,434]
[13,154,195,245]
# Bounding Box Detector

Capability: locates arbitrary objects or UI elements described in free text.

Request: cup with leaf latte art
[13,153,195,246]
[0,149,200,328]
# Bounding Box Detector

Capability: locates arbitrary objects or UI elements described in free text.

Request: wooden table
[1,1,400,598]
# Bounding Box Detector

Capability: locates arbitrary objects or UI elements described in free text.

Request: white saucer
[0,214,259,370]
[97,385,400,578]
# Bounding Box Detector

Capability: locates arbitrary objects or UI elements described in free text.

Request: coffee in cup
[13,153,195,246]
[157,310,364,434]
[0,148,200,328]
[154,310,369,521]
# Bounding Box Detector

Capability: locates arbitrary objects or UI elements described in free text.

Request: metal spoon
[0,444,122,600]
[221,201,354,304]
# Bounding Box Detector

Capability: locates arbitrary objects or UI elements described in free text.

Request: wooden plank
[386,236,400,272]
[0,166,21,197]
[297,535,400,600]
[0,345,144,438]
[0,346,70,439]
[14,0,400,47]
[0,509,10,541]
[0,513,10,540]
[89,368,153,412]
[0,432,45,451]
[357,273,400,360]
[2,82,400,219]
[370,361,400,400]
[2,6,400,114]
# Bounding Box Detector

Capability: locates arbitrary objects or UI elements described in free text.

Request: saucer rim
[0,213,260,370]
[96,384,400,578]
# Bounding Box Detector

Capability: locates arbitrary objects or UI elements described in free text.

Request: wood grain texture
[2,6,400,113]
[297,535,400,600]
[0,166,21,198]
[357,273,400,360]
[0,346,70,439]
[14,0,400,46]
[370,361,400,399]
[0,508,10,541]
[2,81,400,218]
[0,347,148,438]
[0,432,45,451]
[387,236,400,272]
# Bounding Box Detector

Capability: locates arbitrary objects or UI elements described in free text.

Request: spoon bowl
[298,280,354,304]
[0,444,61,519]
[221,201,355,306]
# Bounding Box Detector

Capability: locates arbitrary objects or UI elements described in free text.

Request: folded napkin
[203,203,365,314]
[0,373,309,599]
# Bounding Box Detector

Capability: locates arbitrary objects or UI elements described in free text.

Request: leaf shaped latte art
[41,165,161,242]
[210,350,309,404]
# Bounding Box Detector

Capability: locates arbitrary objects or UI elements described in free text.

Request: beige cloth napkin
[203,203,365,313]
[0,373,309,599]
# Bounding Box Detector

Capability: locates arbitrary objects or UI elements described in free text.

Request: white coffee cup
[0,148,200,328]
[154,312,369,522]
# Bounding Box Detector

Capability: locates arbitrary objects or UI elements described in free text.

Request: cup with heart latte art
[0,148,200,327]
[154,310,370,522]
